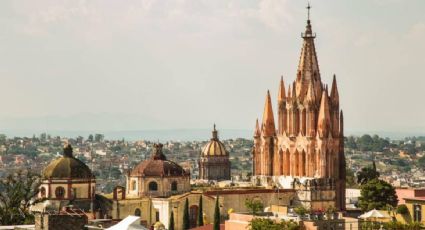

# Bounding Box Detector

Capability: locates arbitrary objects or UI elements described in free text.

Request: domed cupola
[126,143,191,198]
[199,125,231,181]
[43,144,94,179]
[130,143,189,177]
[36,144,96,204]
[201,124,228,157]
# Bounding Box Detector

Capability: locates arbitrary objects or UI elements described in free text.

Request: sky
[0,0,424,136]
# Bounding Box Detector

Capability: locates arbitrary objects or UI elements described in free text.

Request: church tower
[252,5,346,210]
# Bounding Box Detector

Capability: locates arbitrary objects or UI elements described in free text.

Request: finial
[152,143,166,160]
[212,124,218,140]
[307,2,311,21]
[63,144,73,157]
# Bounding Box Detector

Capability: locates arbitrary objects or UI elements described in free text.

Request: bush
[396,204,408,215]
[249,218,300,230]
[293,206,309,216]
[245,198,264,215]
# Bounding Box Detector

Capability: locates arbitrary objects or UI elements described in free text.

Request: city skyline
[1,0,424,135]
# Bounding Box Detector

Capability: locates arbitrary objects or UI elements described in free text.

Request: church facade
[252,11,346,210]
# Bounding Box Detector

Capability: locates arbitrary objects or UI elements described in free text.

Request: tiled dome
[130,143,189,177]
[201,125,228,156]
[43,145,93,179]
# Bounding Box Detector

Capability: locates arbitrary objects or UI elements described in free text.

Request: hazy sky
[0,0,424,134]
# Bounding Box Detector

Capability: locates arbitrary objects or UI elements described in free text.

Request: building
[404,197,425,223]
[38,144,96,210]
[252,7,346,210]
[199,125,231,181]
[126,143,191,198]
[111,144,296,230]
[112,188,295,230]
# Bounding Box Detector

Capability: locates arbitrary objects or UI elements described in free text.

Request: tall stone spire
[278,76,286,101]
[305,81,316,104]
[254,119,261,137]
[317,90,331,137]
[330,74,339,105]
[295,3,322,101]
[261,90,276,136]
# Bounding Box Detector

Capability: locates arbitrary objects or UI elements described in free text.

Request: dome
[43,145,93,179]
[130,143,189,177]
[201,125,228,156]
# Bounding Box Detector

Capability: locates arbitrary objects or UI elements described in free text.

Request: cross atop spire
[307,2,311,21]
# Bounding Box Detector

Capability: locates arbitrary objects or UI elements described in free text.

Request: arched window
[132,180,136,191]
[171,181,178,191]
[55,186,65,199]
[134,208,141,217]
[40,187,46,198]
[148,181,158,191]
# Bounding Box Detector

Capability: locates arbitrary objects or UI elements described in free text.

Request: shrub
[396,204,408,215]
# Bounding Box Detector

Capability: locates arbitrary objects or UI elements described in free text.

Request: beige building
[37,144,96,211]
[110,142,297,229]
[111,188,295,230]
[126,143,191,198]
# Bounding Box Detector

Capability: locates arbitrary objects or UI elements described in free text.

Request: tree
[396,204,408,215]
[213,196,220,230]
[346,167,358,188]
[358,178,398,211]
[345,136,357,149]
[197,196,204,227]
[169,211,175,230]
[248,218,300,230]
[245,198,264,215]
[0,171,41,225]
[418,155,425,169]
[182,198,190,230]
[88,134,94,142]
[94,134,104,142]
[356,165,380,185]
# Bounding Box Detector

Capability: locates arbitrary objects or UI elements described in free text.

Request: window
[40,187,46,198]
[155,211,160,222]
[134,208,141,217]
[55,186,65,199]
[132,180,137,191]
[149,181,158,191]
[414,204,422,222]
[171,181,178,191]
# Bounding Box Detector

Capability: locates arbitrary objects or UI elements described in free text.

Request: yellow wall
[405,199,425,223]
[111,190,296,230]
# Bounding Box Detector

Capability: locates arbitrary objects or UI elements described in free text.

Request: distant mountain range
[0,129,424,141]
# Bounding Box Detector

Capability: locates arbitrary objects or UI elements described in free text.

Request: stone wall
[35,213,88,230]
